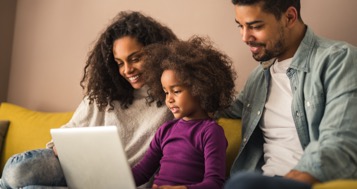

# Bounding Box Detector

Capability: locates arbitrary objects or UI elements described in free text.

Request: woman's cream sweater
[47,87,172,167]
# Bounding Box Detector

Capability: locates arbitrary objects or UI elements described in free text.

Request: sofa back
[0,102,242,179]
[0,103,73,175]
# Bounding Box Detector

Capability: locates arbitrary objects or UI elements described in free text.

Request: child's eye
[174,90,181,94]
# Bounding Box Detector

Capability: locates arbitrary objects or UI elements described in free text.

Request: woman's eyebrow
[127,50,143,59]
[114,50,143,62]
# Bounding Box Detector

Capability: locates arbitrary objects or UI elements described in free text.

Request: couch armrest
[0,120,9,154]
[0,102,73,175]
[217,118,242,178]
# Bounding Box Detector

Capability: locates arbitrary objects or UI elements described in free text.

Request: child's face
[161,70,207,121]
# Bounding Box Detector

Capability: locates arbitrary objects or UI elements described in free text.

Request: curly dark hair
[232,0,301,20]
[80,11,178,111]
[143,36,237,113]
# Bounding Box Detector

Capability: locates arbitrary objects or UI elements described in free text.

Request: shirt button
[306,101,310,107]
[257,111,261,115]
[247,104,250,107]
[243,138,247,142]
[296,112,300,116]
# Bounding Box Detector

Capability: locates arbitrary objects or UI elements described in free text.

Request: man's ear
[285,6,298,27]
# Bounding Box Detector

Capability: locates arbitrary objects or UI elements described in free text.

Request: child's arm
[131,129,163,186]
[186,122,227,189]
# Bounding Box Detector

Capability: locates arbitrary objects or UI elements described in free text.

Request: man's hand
[284,169,320,185]
[152,184,187,189]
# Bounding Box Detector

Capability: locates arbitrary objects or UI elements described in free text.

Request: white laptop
[50,126,136,189]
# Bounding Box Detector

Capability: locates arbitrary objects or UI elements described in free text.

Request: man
[218,0,357,188]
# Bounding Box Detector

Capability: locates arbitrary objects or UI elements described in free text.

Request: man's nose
[241,27,252,43]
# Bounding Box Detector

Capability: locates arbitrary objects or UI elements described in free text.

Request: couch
[0,102,73,176]
[0,102,356,188]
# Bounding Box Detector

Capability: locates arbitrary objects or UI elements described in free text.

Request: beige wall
[0,0,17,103]
[5,0,357,112]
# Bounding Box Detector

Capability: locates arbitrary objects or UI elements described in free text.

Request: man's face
[234,4,287,62]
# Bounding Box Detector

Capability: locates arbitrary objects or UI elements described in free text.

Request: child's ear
[208,112,215,118]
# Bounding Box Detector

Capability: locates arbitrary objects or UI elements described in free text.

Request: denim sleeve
[295,46,357,181]
[215,92,243,119]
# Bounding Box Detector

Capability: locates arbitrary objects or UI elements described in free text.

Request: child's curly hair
[143,36,237,113]
[80,11,177,110]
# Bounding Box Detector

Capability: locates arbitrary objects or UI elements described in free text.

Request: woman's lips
[128,74,140,83]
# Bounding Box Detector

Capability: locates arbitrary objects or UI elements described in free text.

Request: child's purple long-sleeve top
[132,118,227,189]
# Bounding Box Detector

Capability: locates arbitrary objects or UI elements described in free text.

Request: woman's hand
[152,184,187,189]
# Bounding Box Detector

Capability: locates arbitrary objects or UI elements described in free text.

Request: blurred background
[1,0,356,112]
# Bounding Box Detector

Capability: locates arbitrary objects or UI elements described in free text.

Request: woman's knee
[2,149,64,188]
[4,149,56,173]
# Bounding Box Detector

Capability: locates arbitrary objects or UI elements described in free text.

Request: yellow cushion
[313,180,357,189]
[0,102,73,172]
[0,120,9,155]
[217,118,242,178]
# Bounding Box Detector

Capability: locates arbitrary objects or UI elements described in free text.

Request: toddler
[132,36,236,189]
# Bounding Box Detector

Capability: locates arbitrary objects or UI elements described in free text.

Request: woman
[0,11,178,189]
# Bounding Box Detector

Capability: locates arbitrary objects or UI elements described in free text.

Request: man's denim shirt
[219,27,357,182]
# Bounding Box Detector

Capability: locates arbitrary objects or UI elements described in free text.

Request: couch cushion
[0,102,73,173]
[0,120,9,154]
[217,118,242,178]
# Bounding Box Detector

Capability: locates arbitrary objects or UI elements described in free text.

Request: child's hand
[152,184,187,189]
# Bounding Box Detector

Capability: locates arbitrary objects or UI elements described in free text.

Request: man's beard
[252,46,280,62]
[251,28,285,62]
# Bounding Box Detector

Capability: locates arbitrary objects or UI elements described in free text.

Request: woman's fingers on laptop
[52,146,58,156]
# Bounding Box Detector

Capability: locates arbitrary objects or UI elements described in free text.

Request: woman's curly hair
[143,36,237,113]
[80,11,178,111]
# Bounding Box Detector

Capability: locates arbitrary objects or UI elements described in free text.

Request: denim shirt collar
[290,26,314,73]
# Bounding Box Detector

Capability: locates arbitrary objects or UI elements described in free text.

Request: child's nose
[167,94,174,103]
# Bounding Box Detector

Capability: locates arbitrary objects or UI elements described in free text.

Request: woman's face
[113,36,145,89]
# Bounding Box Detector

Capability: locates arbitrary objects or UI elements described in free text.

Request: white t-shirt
[261,58,303,176]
